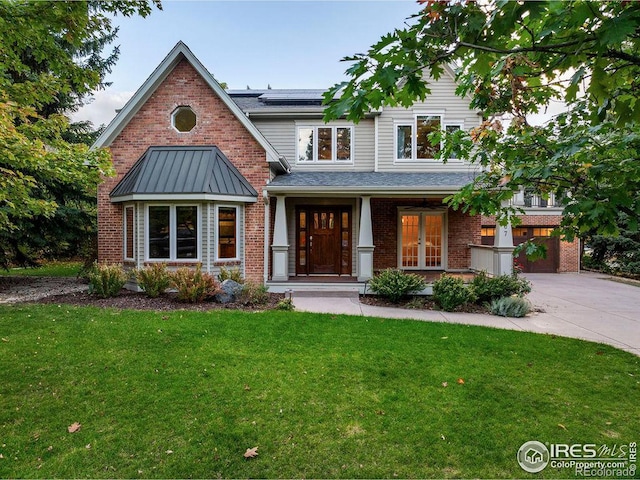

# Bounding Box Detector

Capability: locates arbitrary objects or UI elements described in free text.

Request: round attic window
[172,106,196,132]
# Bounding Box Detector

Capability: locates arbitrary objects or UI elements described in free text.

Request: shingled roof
[267,171,478,195]
[110,146,258,202]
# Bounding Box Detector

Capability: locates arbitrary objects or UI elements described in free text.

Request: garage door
[481,227,559,273]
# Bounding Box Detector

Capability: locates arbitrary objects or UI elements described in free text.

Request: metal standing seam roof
[110,146,258,201]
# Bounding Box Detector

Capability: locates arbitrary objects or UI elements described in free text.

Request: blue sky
[74,0,420,126]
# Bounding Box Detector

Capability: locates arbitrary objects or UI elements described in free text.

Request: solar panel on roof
[259,91,324,100]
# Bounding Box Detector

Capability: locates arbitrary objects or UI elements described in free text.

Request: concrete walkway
[292,271,640,356]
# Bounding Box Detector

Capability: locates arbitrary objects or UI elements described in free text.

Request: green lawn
[0,305,638,478]
[0,261,82,277]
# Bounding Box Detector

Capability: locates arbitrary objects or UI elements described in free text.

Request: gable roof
[110,146,258,203]
[93,41,289,173]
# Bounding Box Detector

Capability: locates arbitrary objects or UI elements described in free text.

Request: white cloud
[71,90,134,128]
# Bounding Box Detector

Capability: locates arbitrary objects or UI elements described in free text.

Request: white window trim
[443,122,465,163]
[397,209,448,270]
[144,204,201,262]
[394,122,414,161]
[394,113,464,163]
[171,106,197,133]
[295,125,354,164]
[215,204,241,262]
[124,205,135,261]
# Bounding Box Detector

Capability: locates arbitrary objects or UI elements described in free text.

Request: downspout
[206,203,211,273]
[374,115,379,172]
[263,189,270,285]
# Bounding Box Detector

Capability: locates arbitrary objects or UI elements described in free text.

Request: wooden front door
[310,209,338,273]
[296,207,351,275]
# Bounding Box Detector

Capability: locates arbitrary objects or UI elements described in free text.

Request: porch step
[267,282,435,296]
[293,290,360,298]
[267,282,364,295]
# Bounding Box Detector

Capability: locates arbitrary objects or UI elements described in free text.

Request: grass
[0,305,638,478]
[0,261,82,277]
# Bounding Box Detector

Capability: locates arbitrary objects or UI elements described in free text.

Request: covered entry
[295,206,352,275]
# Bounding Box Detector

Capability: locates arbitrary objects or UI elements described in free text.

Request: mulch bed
[360,294,490,314]
[33,288,285,312]
[5,277,487,314]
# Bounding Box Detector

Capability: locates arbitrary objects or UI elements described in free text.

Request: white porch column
[271,195,289,281]
[493,205,515,275]
[357,196,375,281]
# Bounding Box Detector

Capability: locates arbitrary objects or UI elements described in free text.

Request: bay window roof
[110,146,258,203]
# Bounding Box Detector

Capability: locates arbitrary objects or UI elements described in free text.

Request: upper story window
[172,106,196,133]
[396,114,462,161]
[297,126,352,163]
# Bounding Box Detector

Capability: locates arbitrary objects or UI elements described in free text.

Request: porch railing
[509,191,562,208]
[469,244,515,276]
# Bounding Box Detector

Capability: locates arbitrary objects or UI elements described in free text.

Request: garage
[481,226,559,273]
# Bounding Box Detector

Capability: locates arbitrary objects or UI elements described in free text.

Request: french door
[399,212,445,269]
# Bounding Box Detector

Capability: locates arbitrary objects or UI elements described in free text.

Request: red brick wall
[481,214,580,272]
[97,59,270,283]
[448,208,481,269]
[371,199,480,271]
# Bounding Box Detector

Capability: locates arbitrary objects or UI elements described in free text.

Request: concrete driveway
[523,272,640,355]
[293,271,640,356]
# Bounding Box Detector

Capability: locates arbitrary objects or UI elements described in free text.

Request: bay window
[217,206,238,260]
[147,205,199,260]
[124,205,135,261]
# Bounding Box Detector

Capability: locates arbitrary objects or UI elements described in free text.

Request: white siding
[135,202,144,268]
[252,118,375,172]
[377,71,482,172]
[204,202,213,273]
[252,119,295,160]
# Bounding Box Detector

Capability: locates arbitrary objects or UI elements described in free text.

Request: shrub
[432,274,474,312]
[470,271,531,304]
[237,281,270,306]
[170,264,220,303]
[368,268,426,303]
[88,263,128,298]
[276,298,295,311]
[218,266,244,284]
[405,297,426,309]
[490,296,532,318]
[134,263,171,298]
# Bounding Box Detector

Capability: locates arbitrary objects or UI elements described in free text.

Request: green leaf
[598,16,637,46]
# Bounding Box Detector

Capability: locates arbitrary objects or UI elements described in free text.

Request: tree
[323,0,640,244]
[586,212,640,278]
[0,0,161,267]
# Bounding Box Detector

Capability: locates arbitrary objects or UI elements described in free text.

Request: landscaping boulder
[216,279,243,304]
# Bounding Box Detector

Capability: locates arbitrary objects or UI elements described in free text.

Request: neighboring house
[95,42,578,291]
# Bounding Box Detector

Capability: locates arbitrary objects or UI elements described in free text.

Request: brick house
[95,42,578,291]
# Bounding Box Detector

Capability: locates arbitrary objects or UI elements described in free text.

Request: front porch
[265,172,516,292]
